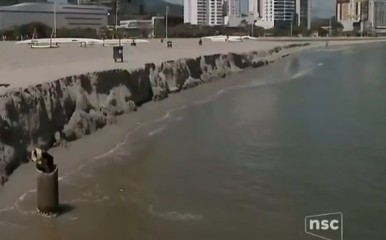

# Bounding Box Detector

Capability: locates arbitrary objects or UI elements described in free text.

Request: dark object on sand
[167,41,173,48]
[1,176,6,186]
[199,39,202,46]
[37,166,59,215]
[113,46,124,62]
[160,38,164,43]
[326,41,329,47]
[131,39,136,46]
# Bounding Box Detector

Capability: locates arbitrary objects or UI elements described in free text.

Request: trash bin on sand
[37,165,59,215]
[113,46,124,62]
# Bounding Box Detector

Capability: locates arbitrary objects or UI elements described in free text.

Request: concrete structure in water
[37,166,59,215]
[0,2,110,31]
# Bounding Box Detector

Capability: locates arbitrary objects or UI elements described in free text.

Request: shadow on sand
[56,204,76,217]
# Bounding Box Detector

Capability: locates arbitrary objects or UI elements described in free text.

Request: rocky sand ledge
[0,43,309,183]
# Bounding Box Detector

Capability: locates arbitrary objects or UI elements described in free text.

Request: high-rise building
[184,0,224,25]
[250,0,310,30]
[336,0,364,31]
[273,0,295,24]
[250,0,293,29]
[370,0,386,28]
[184,0,207,24]
[295,0,310,29]
[227,0,241,17]
[207,0,224,25]
[249,0,261,19]
[359,0,386,33]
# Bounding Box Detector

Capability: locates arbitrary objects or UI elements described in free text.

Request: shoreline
[0,39,385,212]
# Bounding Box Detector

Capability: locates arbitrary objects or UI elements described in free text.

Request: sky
[164,0,336,18]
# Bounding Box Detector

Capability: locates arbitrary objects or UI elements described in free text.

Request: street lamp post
[53,0,57,38]
[329,17,332,37]
[251,20,257,37]
[115,0,118,32]
[165,5,169,39]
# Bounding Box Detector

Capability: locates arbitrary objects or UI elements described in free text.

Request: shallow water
[1,44,386,240]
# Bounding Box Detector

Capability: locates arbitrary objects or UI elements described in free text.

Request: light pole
[115,0,118,32]
[251,20,257,37]
[53,0,57,38]
[290,13,293,37]
[165,5,169,39]
[329,17,332,37]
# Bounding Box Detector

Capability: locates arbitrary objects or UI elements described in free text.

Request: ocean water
[1,43,386,240]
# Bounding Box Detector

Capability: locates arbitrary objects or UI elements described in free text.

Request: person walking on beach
[31,148,55,174]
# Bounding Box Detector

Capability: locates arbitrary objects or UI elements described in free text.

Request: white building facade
[184,0,310,28]
[370,0,386,27]
[184,0,199,24]
[0,2,109,31]
[249,0,309,30]
[207,0,224,25]
[184,0,224,26]
[296,0,311,29]
[184,0,208,25]
[336,0,363,31]
[363,0,386,33]
[336,0,386,32]
[254,0,274,29]
[227,0,241,16]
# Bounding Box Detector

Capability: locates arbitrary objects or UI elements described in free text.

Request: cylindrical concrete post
[37,166,59,214]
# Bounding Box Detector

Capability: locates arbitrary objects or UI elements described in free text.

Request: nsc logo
[305,212,343,240]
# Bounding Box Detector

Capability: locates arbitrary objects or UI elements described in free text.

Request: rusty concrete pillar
[37,166,59,215]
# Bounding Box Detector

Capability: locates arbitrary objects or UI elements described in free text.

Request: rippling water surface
[1,44,386,240]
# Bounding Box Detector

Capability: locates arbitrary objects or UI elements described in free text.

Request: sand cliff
[0,43,309,182]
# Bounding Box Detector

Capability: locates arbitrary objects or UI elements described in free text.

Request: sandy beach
[0,38,338,93]
[1,37,386,93]
[0,37,386,216]
[0,39,276,88]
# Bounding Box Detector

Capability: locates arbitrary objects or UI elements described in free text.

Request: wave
[289,59,324,80]
[153,105,188,123]
[148,205,203,221]
[148,126,166,137]
[0,221,25,229]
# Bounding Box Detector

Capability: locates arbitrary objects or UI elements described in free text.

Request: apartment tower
[184,0,225,25]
